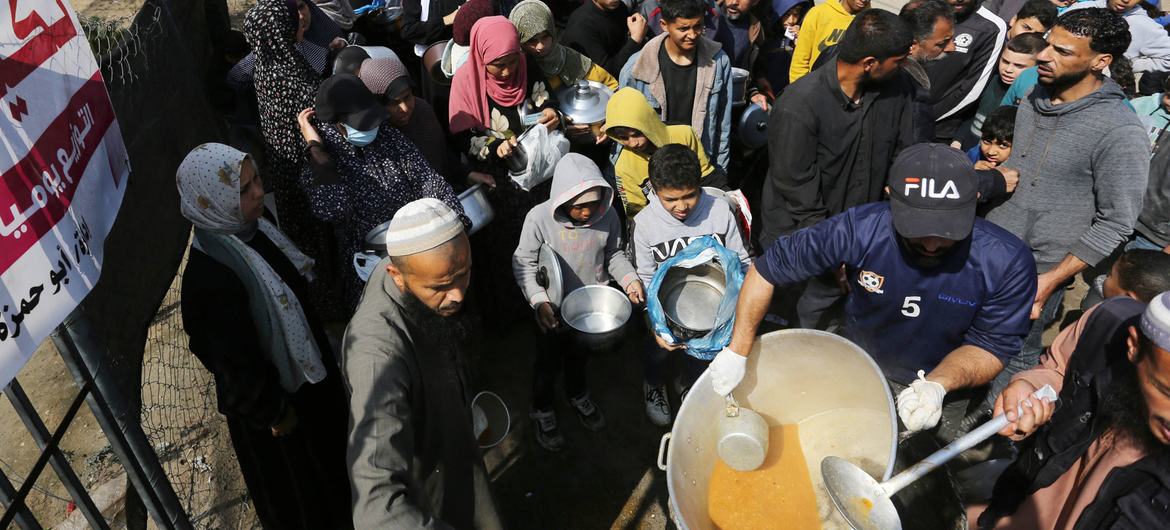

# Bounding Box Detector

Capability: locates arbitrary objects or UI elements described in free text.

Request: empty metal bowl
[561,285,631,350]
[660,262,727,340]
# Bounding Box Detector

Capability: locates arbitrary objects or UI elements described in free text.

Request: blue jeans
[1126,234,1163,251]
[983,286,1065,412]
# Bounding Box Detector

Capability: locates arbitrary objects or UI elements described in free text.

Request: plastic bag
[646,236,746,360]
[510,125,569,191]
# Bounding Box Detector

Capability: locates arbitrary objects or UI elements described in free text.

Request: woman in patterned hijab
[244,0,345,319]
[175,142,353,530]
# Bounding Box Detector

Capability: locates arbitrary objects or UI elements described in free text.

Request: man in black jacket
[925,0,1006,142]
[761,9,915,328]
[561,0,649,78]
[975,292,1170,529]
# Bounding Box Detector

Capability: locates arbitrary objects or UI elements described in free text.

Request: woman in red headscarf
[449,15,562,328]
[449,16,560,175]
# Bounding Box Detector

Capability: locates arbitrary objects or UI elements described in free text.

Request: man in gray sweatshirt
[984,8,1149,404]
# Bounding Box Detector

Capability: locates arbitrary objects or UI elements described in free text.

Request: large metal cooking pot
[458,184,494,235]
[659,261,726,340]
[657,329,898,530]
[560,285,631,350]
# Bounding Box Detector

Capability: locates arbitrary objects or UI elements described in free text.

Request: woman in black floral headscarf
[244,0,345,319]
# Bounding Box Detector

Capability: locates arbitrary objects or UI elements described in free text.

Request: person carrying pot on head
[709,144,1037,443]
[512,153,643,451]
[298,74,468,311]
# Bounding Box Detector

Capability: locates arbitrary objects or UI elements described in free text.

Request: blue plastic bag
[646,236,746,360]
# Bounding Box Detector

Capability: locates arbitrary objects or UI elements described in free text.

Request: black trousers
[532,328,588,412]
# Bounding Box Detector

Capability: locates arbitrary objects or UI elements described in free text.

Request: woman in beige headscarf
[175,142,353,530]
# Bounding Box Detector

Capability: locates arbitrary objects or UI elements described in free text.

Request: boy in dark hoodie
[633,145,750,426]
[513,153,644,452]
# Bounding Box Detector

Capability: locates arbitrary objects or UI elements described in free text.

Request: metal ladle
[822,385,1058,530]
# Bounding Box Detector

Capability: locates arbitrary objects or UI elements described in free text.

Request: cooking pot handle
[536,266,548,288]
[656,432,672,471]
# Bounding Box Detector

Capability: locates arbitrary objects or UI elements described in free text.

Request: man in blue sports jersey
[710,143,1037,436]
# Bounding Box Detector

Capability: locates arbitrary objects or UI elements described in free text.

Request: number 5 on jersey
[902,296,921,318]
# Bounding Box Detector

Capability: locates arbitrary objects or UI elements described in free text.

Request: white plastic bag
[510,125,569,191]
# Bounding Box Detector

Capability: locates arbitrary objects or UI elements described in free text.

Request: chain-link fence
[44,0,259,528]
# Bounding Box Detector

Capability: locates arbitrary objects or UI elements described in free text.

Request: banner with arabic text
[0,0,130,388]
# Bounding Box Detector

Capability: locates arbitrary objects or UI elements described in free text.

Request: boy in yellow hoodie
[603,88,725,217]
[788,0,870,82]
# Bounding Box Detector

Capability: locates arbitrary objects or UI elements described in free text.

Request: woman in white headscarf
[175,143,353,530]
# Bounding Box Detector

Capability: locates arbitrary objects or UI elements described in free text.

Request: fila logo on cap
[904,178,960,199]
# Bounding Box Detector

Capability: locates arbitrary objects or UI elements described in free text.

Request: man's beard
[1101,362,1170,457]
[401,289,471,348]
[897,236,949,268]
[1040,69,1089,91]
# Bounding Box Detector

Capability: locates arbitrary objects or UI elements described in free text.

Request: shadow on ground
[477,316,678,530]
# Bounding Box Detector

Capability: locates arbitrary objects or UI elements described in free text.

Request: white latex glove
[710,348,747,396]
[896,370,947,432]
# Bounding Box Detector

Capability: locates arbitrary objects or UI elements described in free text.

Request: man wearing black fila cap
[710,144,1037,437]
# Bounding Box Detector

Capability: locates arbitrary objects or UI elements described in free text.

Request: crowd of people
[174,0,1170,527]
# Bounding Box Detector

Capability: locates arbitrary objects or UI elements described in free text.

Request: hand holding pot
[625,281,645,304]
[710,348,746,396]
[535,302,558,333]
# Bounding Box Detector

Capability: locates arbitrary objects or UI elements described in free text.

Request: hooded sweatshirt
[788,0,854,83]
[984,78,1149,270]
[632,189,751,285]
[605,88,717,216]
[513,153,639,309]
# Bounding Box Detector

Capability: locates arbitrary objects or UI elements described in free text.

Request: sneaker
[643,382,672,426]
[529,409,565,452]
[569,392,607,432]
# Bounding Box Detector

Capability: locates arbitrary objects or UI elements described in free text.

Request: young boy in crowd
[957,32,1046,149]
[969,105,1016,167]
[1007,0,1058,38]
[760,0,813,93]
[604,88,725,217]
[513,154,644,451]
[620,0,734,171]
[632,145,750,426]
[788,0,868,82]
[1131,75,1170,143]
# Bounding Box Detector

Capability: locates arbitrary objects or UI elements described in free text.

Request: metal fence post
[3,380,112,530]
[51,324,193,530]
[0,465,41,530]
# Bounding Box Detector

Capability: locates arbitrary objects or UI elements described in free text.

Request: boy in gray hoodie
[513,153,643,452]
[632,144,750,426]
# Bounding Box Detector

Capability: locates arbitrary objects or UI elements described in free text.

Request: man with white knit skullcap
[343,199,503,529]
[975,291,1170,529]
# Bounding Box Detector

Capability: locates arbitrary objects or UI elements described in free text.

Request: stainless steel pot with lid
[556,80,613,126]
